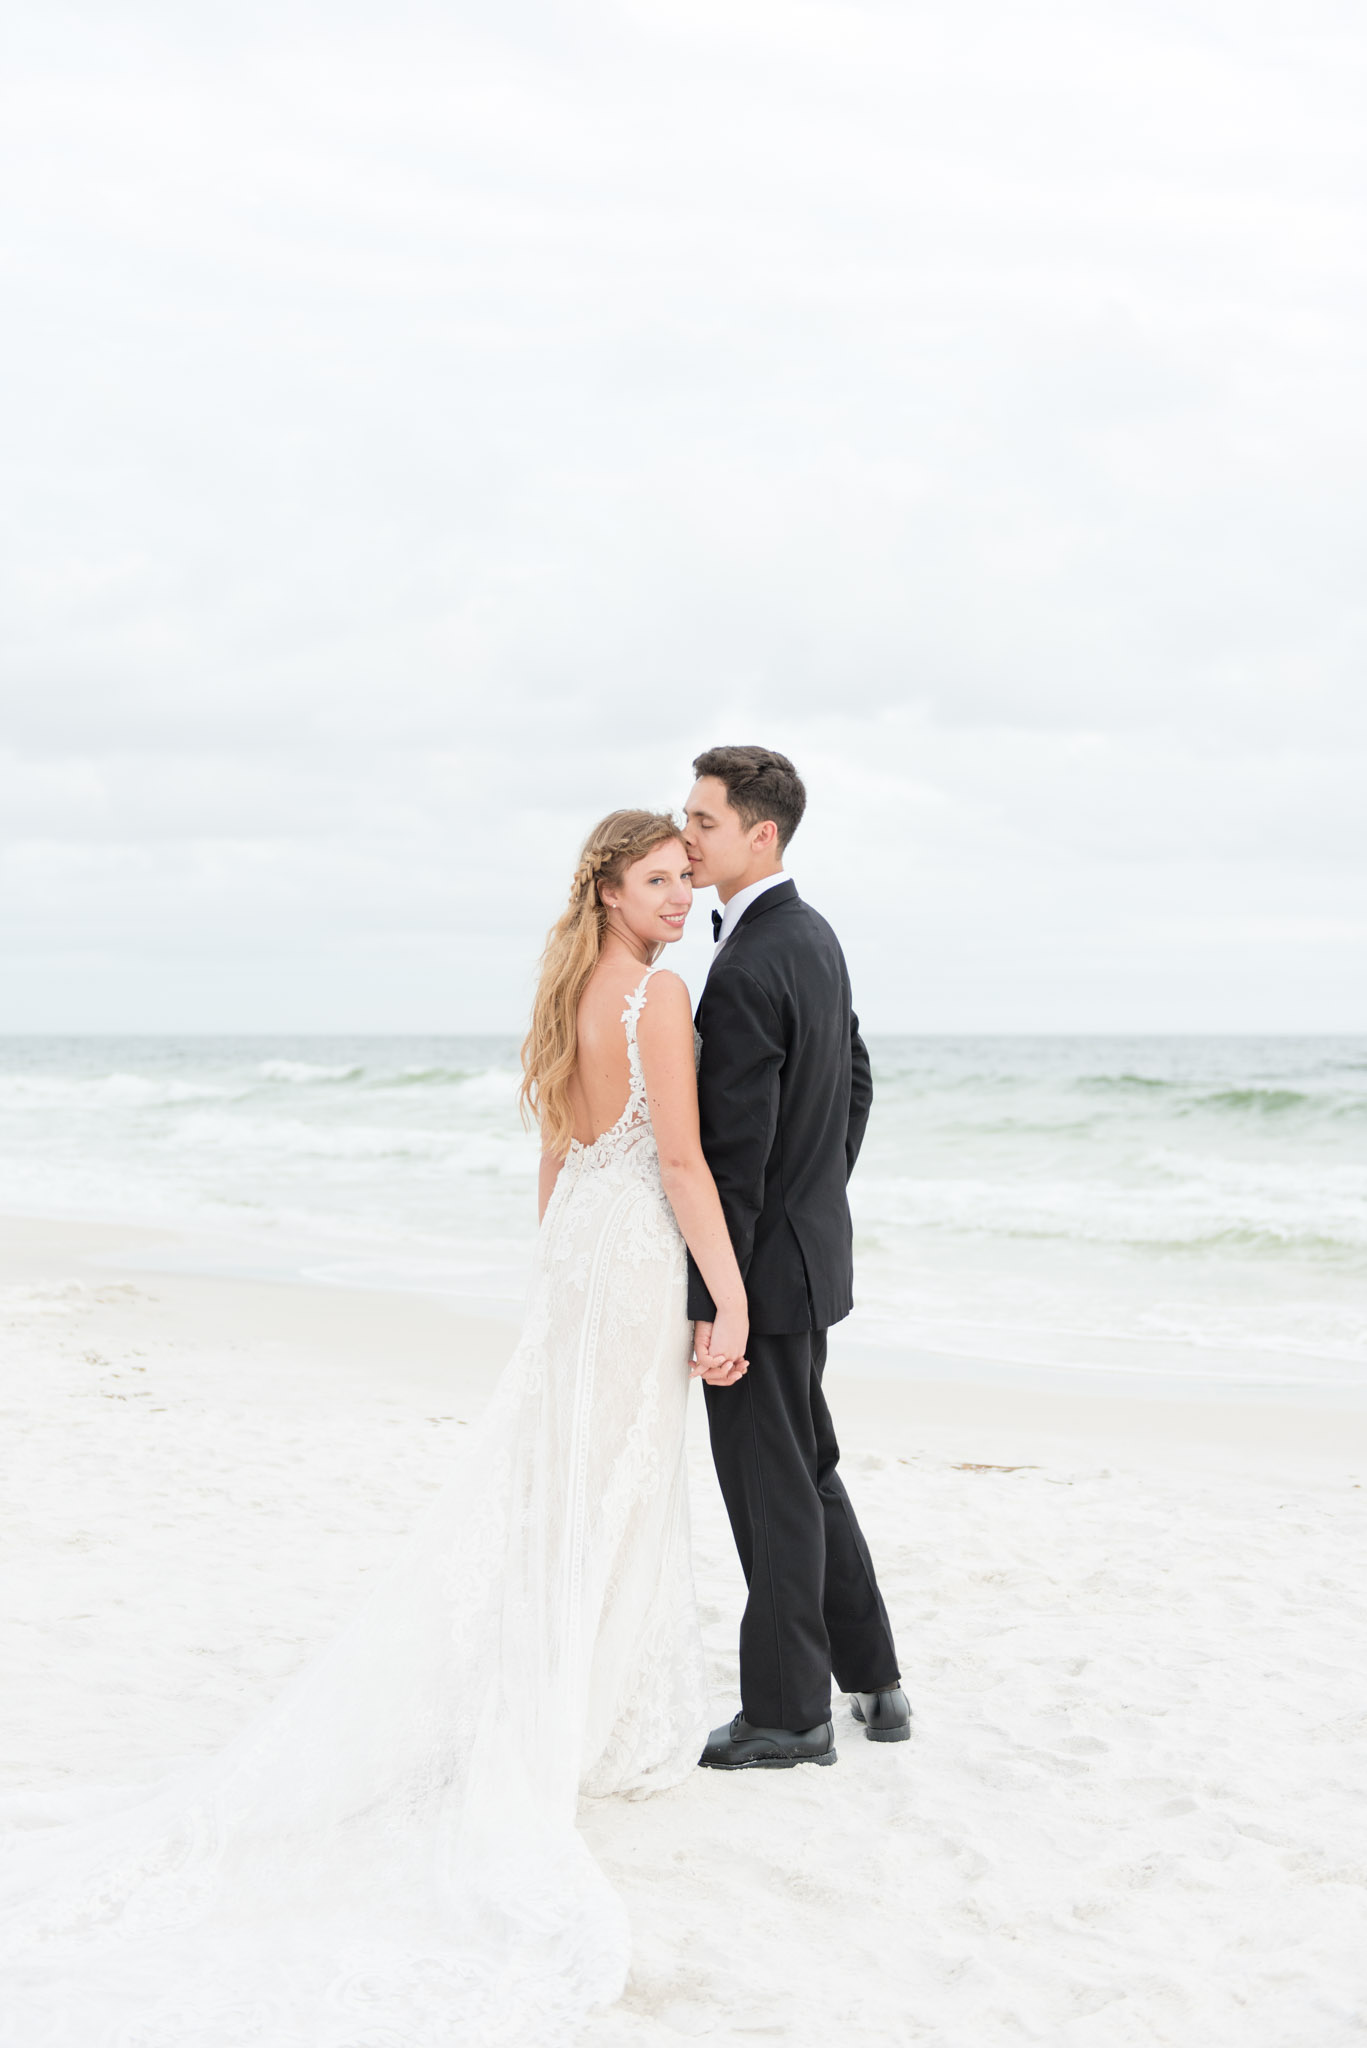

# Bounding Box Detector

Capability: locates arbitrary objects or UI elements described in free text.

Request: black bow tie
[711,909,723,943]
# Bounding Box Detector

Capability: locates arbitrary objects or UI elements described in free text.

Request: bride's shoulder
[642,964,691,1001]
[636,967,693,1031]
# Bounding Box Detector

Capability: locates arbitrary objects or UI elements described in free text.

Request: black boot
[699,1714,838,1770]
[849,1687,912,1743]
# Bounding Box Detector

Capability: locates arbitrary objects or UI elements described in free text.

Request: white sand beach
[3,1212,1366,2046]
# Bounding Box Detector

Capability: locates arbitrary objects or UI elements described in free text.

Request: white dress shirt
[711,871,791,957]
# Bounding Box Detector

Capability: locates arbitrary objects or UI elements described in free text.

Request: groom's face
[683,776,755,892]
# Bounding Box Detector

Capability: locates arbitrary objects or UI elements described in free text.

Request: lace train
[0,966,708,2046]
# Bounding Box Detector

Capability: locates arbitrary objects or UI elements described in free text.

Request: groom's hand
[691,1322,748,1387]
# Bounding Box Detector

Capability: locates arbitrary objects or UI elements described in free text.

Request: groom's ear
[750,818,779,854]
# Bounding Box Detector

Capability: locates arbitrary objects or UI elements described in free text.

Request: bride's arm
[538,1151,565,1224]
[636,973,749,1378]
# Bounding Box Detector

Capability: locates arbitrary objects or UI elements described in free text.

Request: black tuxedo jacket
[687,879,872,1335]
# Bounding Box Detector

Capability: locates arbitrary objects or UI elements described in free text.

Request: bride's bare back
[568,961,656,1145]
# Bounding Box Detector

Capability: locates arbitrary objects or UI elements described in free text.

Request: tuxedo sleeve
[846,1009,872,1179]
[691,965,785,1314]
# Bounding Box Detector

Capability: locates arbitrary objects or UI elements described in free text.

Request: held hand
[690,1316,749,1388]
[693,1343,747,1387]
[709,1305,749,1369]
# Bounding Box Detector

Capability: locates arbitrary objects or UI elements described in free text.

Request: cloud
[1,0,1364,1028]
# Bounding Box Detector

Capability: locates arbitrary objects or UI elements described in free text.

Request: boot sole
[700,1749,838,1770]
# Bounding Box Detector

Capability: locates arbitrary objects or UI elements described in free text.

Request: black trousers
[704,1327,900,1731]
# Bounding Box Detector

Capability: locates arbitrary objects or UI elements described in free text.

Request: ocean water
[1,1035,1363,1401]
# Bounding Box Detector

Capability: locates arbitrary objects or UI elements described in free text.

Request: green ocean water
[2,1035,1363,1397]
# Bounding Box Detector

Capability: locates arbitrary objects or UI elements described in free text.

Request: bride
[0,809,749,2048]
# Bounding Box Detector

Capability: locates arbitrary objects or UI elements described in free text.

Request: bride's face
[602,837,693,948]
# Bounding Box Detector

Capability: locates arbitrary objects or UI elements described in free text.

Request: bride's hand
[691,1314,748,1387]
[709,1304,748,1369]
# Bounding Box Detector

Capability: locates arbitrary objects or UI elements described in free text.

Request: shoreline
[4,1209,1364,1474]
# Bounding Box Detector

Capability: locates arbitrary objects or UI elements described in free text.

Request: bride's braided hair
[567,842,619,904]
[520,808,683,1154]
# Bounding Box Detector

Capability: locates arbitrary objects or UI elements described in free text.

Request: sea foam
[0,1033,1362,1398]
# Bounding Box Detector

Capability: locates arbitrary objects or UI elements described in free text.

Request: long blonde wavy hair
[519,808,683,1156]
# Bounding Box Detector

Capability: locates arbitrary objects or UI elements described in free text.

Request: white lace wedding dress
[0,966,708,2047]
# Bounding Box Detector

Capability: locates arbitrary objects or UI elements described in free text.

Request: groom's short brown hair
[692,745,807,852]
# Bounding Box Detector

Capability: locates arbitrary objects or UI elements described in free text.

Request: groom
[683,745,909,1769]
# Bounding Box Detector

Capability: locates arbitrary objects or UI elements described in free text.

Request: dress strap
[620,962,663,1037]
[620,964,664,1118]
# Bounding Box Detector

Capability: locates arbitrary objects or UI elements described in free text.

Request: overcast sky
[2,0,1364,1033]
